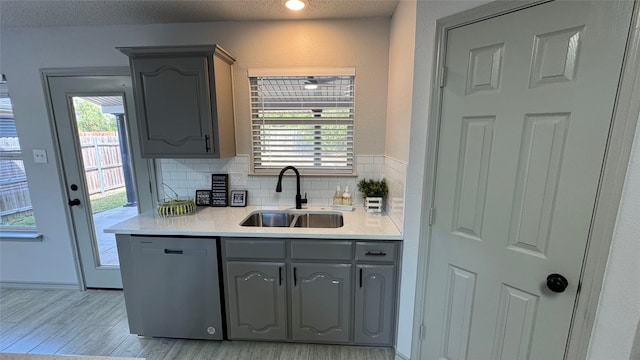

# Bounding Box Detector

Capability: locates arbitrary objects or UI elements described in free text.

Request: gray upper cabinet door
[225,261,287,340]
[291,263,352,343]
[118,45,236,158]
[354,264,395,345]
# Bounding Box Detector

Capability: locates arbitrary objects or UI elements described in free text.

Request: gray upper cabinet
[118,45,236,158]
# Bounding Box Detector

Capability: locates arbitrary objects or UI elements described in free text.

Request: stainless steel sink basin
[240,211,296,227]
[240,211,343,228]
[293,212,344,228]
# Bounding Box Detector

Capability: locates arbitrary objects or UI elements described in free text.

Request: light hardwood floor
[0,289,394,360]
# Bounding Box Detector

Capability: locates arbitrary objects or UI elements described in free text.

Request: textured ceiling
[0,0,400,28]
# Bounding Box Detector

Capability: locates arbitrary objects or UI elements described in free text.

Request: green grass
[1,188,128,227]
[89,188,127,214]
[2,212,35,227]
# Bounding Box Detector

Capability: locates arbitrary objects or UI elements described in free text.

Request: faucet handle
[301,193,308,206]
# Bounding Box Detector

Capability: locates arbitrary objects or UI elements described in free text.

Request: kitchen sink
[240,211,343,228]
[240,211,297,227]
[292,212,344,228]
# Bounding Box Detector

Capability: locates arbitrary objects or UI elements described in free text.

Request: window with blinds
[1,79,38,232]
[249,73,354,174]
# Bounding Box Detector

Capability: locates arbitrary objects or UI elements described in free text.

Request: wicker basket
[157,198,195,216]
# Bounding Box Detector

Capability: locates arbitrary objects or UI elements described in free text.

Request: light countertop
[105,206,402,240]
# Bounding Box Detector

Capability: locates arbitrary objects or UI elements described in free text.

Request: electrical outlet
[33,149,48,163]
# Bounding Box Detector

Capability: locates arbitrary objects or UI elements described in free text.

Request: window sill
[249,172,358,177]
[0,231,44,241]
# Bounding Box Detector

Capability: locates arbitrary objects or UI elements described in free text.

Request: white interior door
[46,73,154,289]
[422,1,633,359]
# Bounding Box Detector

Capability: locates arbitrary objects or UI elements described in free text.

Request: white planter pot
[365,197,383,213]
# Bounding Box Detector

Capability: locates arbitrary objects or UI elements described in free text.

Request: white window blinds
[249,73,355,174]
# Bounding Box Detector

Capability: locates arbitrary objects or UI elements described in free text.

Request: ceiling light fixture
[285,0,305,11]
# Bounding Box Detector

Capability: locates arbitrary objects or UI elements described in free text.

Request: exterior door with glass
[46,72,153,289]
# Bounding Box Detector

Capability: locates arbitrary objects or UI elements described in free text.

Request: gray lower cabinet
[225,261,287,340]
[117,235,224,340]
[291,263,352,343]
[221,237,398,346]
[117,45,236,158]
[354,264,396,345]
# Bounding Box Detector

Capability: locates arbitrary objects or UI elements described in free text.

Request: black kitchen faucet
[276,166,307,209]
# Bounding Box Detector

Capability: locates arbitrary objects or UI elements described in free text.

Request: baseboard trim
[395,351,410,360]
[0,281,79,290]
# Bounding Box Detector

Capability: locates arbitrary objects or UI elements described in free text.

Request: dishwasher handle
[164,249,184,255]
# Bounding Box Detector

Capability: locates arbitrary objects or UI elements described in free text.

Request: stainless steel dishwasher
[118,235,224,340]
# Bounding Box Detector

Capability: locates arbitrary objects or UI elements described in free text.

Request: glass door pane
[71,96,138,266]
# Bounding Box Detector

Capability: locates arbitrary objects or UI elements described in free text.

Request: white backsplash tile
[156,155,406,232]
[384,156,406,231]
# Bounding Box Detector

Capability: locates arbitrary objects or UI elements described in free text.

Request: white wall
[587,115,640,360]
[385,0,416,163]
[383,0,416,233]
[0,18,391,285]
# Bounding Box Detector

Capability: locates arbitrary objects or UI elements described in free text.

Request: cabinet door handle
[164,249,183,255]
[359,268,363,288]
[293,267,297,286]
[279,267,282,286]
[365,250,387,256]
[205,135,211,152]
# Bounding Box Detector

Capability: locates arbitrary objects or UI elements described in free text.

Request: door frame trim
[40,67,157,290]
[411,1,640,359]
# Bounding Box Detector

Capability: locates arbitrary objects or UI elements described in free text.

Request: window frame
[248,68,356,176]
[0,83,40,237]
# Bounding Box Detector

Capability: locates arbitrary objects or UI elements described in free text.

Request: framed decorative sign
[211,174,228,207]
[230,190,247,207]
[195,190,212,206]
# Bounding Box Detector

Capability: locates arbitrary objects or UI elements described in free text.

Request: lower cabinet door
[225,262,287,340]
[291,263,352,343]
[354,264,396,345]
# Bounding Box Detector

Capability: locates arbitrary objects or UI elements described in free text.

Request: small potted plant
[357,178,388,213]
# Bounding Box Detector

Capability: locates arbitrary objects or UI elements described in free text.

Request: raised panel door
[291,263,352,343]
[423,1,633,359]
[354,264,395,345]
[132,56,213,157]
[225,262,287,340]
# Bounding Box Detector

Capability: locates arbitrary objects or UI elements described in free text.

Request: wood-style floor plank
[1,323,64,354]
[28,321,94,354]
[133,337,177,360]
[0,289,395,360]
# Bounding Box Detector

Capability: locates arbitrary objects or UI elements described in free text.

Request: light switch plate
[33,149,48,163]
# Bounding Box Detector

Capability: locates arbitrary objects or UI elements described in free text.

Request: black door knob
[68,199,81,206]
[546,273,569,293]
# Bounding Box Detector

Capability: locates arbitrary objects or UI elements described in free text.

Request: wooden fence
[0,137,31,217]
[79,133,125,195]
[1,133,125,217]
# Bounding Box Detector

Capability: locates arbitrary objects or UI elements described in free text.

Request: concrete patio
[92,205,138,266]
